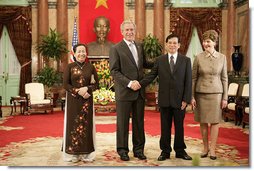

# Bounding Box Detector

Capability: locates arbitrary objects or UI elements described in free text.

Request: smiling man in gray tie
[140,34,192,161]
[109,20,153,161]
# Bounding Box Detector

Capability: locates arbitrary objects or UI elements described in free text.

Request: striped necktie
[129,43,138,66]
[170,56,174,72]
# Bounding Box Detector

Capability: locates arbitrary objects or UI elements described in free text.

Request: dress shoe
[200,152,209,158]
[71,155,80,163]
[120,153,130,161]
[134,152,147,160]
[157,153,170,161]
[210,156,217,160]
[175,153,192,160]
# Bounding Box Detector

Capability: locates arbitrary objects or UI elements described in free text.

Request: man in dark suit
[109,20,153,161]
[140,34,192,161]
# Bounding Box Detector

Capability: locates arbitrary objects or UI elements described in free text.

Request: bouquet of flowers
[93,59,115,105]
[93,59,114,89]
[93,88,115,105]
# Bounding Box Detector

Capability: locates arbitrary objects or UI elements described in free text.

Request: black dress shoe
[175,153,192,160]
[120,153,130,161]
[210,156,217,160]
[157,153,170,161]
[200,152,208,158]
[134,152,147,160]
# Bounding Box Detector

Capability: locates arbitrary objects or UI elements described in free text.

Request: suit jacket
[141,53,192,108]
[192,50,228,100]
[109,40,152,101]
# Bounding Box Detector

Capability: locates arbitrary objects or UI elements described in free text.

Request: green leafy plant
[33,66,62,91]
[35,28,67,95]
[143,33,163,63]
[143,34,163,92]
[36,28,68,61]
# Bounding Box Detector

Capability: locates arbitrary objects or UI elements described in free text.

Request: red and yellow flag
[79,0,124,44]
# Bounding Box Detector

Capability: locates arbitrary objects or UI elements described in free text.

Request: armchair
[25,83,53,114]
[223,83,239,125]
[241,84,249,128]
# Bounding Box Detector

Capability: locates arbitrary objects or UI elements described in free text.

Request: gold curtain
[170,8,222,55]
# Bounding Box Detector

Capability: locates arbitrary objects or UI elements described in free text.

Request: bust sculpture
[87,16,114,56]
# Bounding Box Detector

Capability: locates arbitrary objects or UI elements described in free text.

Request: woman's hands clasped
[78,87,91,99]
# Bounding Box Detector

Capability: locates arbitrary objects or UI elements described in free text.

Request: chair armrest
[228,96,237,103]
[243,98,249,108]
[25,93,31,103]
[44,93,53,99]
[44,93,54,105]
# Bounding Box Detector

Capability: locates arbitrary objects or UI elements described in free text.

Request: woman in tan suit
[191,30,228,160]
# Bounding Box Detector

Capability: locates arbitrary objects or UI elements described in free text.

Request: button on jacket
[192,50,228,100]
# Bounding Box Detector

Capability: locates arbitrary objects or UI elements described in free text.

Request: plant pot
[145,92,157,106]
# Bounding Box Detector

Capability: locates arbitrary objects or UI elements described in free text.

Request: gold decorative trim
[27,0,77,9]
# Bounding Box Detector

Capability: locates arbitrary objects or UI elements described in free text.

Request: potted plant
[36,28,68,69]
[143,33,163,63]
[33,66,61,91]
[142,34,163,107]
[33,66,62,107]
[35,28,68,106]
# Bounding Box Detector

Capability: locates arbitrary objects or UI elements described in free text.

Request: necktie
[129,43,139,66]
[170,56,174,73]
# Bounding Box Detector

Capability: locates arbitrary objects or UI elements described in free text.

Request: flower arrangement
[93,59,115,105]
[93,59,114,89]
[93,88,115,105]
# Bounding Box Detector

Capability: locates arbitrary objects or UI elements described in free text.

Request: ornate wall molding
[234,0,248,8]
[126,0,172,10]
[28,0,77,9]
[218,0,228,9]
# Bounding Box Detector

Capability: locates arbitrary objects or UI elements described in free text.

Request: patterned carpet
[0,107,250,167]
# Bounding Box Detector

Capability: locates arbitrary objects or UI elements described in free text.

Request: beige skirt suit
[192,51,228,123]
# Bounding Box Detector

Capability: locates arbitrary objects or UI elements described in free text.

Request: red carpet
[0,110,249,159]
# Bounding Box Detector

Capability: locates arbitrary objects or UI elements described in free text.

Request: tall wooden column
[227,0,235,71]
[57,0,68,72]
[37,0,49,70]
[154,0,164,48]
[135,0,146,42]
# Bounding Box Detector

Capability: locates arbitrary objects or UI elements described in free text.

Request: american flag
[70,17,78,62]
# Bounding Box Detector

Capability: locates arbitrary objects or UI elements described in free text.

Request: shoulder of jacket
[177,54,190,61]
[68,62,76,67]
[197,51,206,57]
[158,54,167,60]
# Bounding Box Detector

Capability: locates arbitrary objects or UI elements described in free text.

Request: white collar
[168,53,178,60]
[124,38,134,46]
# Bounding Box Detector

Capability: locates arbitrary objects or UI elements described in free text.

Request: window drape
[0,6,32,96]
[170,8,222,55]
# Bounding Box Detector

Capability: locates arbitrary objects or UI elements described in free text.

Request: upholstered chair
[223,83,239,124]
[25,83,53,114]
[241,83,249,128]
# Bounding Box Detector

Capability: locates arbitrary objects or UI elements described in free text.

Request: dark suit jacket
[141,54,192,108]
[109,40,152,101]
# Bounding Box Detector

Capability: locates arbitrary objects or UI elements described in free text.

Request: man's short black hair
[166,34,180,43]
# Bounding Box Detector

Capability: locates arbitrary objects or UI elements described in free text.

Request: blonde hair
[202,30,218,42]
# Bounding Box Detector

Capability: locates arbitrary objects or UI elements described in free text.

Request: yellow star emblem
[95,0,108,9]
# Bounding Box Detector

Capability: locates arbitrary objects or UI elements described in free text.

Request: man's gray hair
[120,20,136,31]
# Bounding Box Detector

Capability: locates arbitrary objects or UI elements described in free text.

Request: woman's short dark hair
[73,43,87,53]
